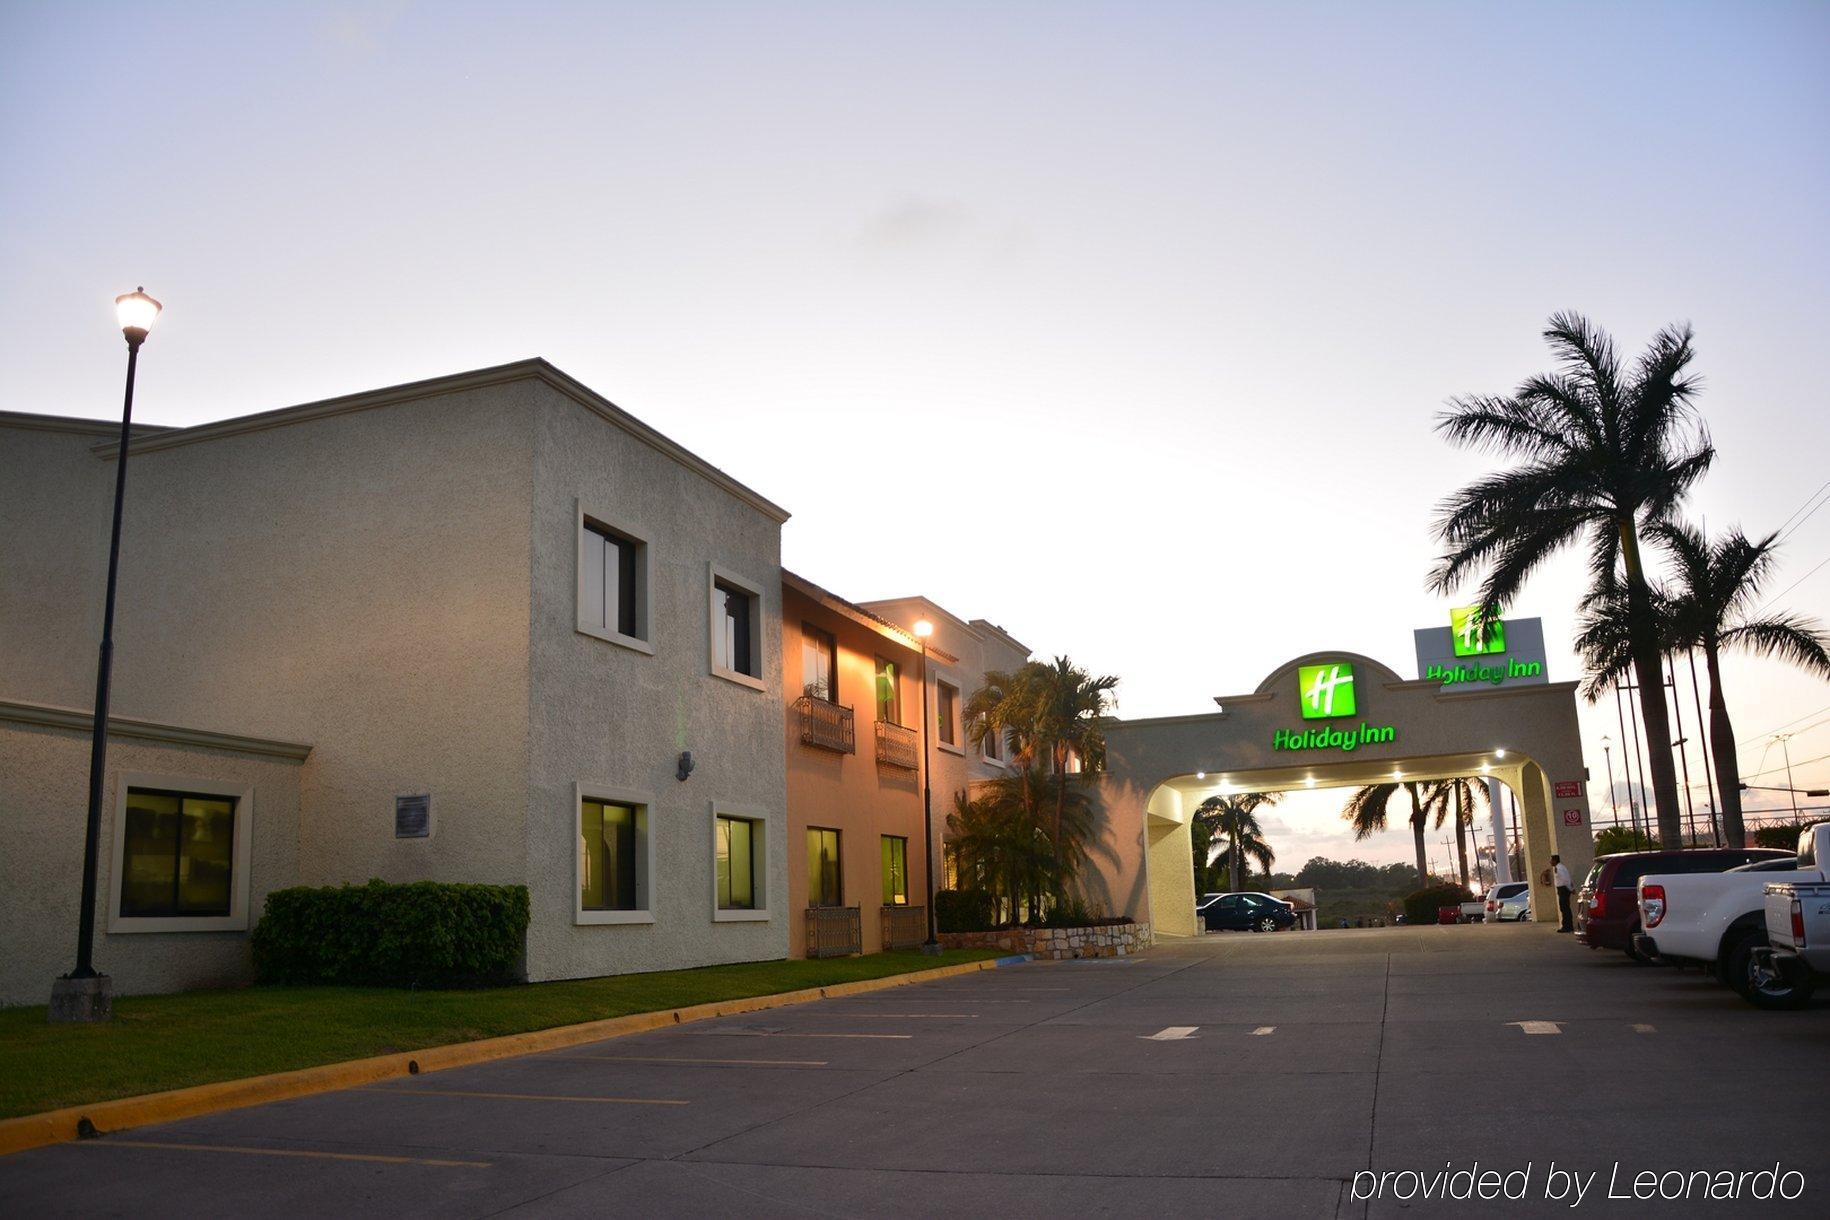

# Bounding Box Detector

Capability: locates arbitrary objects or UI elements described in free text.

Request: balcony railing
[875,720,919,770]
[881,904,927,950]
[795,686,855,754]
[805,906,862,958]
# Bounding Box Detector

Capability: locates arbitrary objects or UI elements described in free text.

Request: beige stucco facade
[0,360,790,1004]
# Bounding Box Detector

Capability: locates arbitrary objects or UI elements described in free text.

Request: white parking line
[1632,1023,1656,1034]
[1251,1026,1276,1036]
[1140,1026,1199,1041]
[1510,1021,1563,1035]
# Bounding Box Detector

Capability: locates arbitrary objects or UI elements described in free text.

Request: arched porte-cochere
[1089,652,1593,936]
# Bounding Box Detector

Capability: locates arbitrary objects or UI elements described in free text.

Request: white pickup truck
[1752,880,1830,1009]
[1634,820,1830,1009]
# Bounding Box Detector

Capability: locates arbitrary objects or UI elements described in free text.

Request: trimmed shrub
[934,888,996,934]
[1753,823,1810,851]
[1594,826,1658,855]
[252,879,529,987]
[1402,882,1473,926]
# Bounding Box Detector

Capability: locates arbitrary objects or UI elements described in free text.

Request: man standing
[1542,854,1574,932]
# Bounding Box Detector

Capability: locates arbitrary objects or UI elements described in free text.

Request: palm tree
[1193,792,1280,896]
[950,762,1103,923]
[1420,778,1490,888]
[1579,523,1830,847]
[1431,313,1714,848]
[1343,781,1431,887]
[965,657,1119,907]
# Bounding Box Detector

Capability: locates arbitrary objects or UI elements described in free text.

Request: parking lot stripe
[686,1031,913,1039]
[92,1140,491,1168]
[825,1012,977,1018]
[355,1088,687,1105]
[1632,1023,1656,1034]
[549,1055,829,1067]
[1510,1021,1563,1035]
[1251,1026,1276,1036]
[1140,1026,1199,1041]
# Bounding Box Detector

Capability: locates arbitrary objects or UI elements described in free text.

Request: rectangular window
[802,624,837,702]
[807,827,842,907]
[580,799,640,912]
[881,835,908,906]
[120,788,236,918]
[936,679,959,746]
[874,657,901,724]
[715,579,758,678]
[717,815,757,910]
[943,842,960,891]
[982,726,1002,762]
[581,520,643,640]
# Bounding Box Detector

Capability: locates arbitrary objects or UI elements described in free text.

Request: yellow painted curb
[0,957,1011,1159]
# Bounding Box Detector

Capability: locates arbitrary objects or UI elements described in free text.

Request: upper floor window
[982,726,1003,763]
[936,679,960,747]
[874,657,901,724]
[577,504,651,652]
[709,566,765,688]
[803,624,837,702]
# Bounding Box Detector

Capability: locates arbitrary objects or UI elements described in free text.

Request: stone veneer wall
[938,922,1152,960]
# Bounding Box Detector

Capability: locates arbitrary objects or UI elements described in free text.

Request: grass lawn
[0,949,1001,1120]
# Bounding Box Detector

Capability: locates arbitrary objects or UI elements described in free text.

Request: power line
[1753,551,1830,617]
[1740,749,1830,782]
[1774,478,1830,539]
[1738,702,1830,747]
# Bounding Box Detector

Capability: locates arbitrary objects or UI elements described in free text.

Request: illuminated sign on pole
[1414,609,1549,689]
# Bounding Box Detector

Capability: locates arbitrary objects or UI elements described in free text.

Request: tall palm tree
[1431,313,1714,848]
[1577,523,1830,847]
[1343,781,1431,887]
[950,762,1104,923]
[1194,792,1280,896]
[1420,778,1490,888]
[965,657,1119,906]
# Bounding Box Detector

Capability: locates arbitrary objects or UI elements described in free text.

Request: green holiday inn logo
[1298,662,1356,719]
[1450,606,1506,657]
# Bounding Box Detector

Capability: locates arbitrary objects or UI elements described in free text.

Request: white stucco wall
[524,384,790,979]
[0,714,303,1005]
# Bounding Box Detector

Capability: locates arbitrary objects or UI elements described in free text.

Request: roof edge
[0,698,313,761]
[0,410,173,438]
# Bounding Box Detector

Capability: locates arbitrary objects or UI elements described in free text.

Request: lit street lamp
[51,288,161,1024]
[914,618,941,955]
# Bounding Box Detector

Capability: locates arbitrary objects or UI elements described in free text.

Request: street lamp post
[51,288,161,1025]
[914,619,940,955]
[1600,736,1620,831]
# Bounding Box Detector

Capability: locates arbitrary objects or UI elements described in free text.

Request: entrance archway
[1096,652,1593,936]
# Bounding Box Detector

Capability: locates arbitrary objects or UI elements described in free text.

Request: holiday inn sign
[1414,607,1549,690]
[1274,662,1397,753]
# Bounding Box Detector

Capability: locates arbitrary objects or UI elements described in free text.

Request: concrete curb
[0,955,1024,1159]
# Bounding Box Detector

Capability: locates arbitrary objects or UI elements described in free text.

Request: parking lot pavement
[3,925,1826,1217]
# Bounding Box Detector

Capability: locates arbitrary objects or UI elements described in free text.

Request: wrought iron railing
[795,686,855,754]
[881,904,926,950]
[875,720,919,770]
[805,906,862,958]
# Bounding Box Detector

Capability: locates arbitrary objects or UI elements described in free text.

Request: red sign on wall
[1562,809,1583,826]
[1554,781,1582,799]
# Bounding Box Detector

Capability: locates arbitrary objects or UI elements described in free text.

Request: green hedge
[1752,823,1810,851]
[252,880,529,988]
[934,888,996,934]
[1402,882,1473,926]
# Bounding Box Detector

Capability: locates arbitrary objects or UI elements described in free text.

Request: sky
[4,1,1827,869]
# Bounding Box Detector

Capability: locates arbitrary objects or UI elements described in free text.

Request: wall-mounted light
[676,751,694,781]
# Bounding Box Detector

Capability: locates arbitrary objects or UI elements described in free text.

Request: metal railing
[875,720,919,770]
[794,686,855,754]
[805,906,862,958]
[881,904,926,950]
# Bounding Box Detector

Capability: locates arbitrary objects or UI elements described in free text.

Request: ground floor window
[881,835,908,906]
[580,799,640,911]
[807,827,842,906]
[120,788,236,917]
[717,815,759,910]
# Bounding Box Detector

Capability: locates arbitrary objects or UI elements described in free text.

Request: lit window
[119,789,235,918]
[717,815,758,910]
[807,827,842,907]
[881,836,908,906]
[874,657,901,724]
[580,799,642,912]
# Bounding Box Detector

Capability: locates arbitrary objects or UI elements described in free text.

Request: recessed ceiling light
[1495,748,1508,758]
[1195,771,1206,780]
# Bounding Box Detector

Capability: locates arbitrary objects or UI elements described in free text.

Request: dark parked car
[1575,847,1789,961]
[1197,892,1296,933]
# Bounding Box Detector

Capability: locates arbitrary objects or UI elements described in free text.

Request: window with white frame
[576,786,653,924]
[577,505,651,652]
[936,678,961,747]
[109,773,254,933]
[709,566,765,687]
[714,810,768,919]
